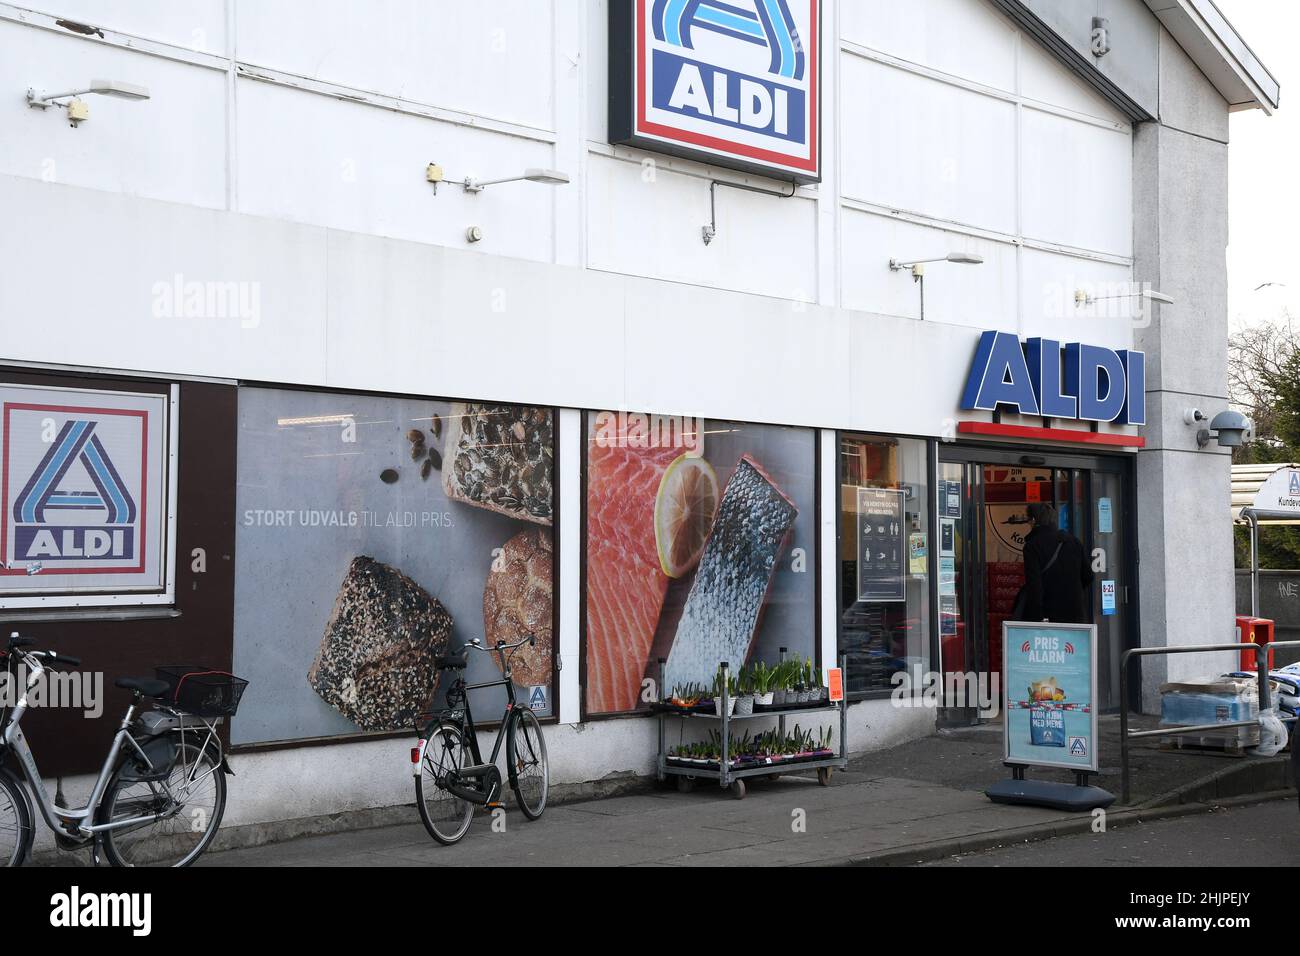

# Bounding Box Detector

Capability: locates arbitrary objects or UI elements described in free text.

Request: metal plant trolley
[654,655,849,800]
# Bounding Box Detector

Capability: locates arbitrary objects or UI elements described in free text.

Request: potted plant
[752,662,775,708]
[711,667,737,717]
[735,667,755,716]
[772,661,788,707]
[811,662,827,703]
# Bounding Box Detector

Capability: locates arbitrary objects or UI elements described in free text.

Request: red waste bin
[1237,616,1275,671]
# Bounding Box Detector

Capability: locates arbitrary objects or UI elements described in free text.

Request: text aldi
[609,0,821,182]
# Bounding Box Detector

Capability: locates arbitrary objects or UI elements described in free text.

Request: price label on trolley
[827,668,844,703]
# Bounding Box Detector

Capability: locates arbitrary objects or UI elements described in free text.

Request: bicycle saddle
[115,677,171,699]
[435,653,467,671]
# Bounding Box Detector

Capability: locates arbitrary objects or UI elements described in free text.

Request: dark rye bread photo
[308,556,453,731]
[442,402,553,525]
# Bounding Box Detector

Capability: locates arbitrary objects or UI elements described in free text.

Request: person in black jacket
[1020,503,1094,623]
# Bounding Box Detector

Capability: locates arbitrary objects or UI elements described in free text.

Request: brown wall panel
[1,370,236,777]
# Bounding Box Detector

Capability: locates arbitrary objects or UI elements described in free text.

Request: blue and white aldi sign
[0,384,171,601]
[1003,622,1098,772]
[609,0,821,182]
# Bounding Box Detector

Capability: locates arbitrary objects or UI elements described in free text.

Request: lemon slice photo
[654,454,720,578]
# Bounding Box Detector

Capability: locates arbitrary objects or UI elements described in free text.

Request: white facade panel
[1018,246,1138,347]
[1020,107,1133,256]
[839,54,1018,234]
[839,208,1017,327]
[322,229,629,411]
[234,0,556,131]
[839,0,1018,94]
[0,19,227,209]
[19,0,228,53]
[235,79,558,260]
[0,176,330,385]
[585,152,819,301]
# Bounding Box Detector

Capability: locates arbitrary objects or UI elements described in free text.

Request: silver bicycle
[0,632,234,867]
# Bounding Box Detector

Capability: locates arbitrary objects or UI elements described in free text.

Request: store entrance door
[935,448,1135,720]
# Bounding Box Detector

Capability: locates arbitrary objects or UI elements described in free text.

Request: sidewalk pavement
[202,716,1296,867]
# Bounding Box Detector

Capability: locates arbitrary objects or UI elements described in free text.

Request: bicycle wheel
[415,722,474,845]
[99,737,226,867]
[508,707,548,820]
[0,770,32,867]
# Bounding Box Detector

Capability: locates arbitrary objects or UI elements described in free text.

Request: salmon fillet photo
[585,438,681,713]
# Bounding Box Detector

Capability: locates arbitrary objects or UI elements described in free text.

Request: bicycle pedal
[485,800,505,809]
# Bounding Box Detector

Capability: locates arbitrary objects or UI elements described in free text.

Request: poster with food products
[1002,622,1097,771]
[584,411,815,715]
[232,388,556,744]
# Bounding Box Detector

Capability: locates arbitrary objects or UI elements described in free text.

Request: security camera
[1197,409,1252,448]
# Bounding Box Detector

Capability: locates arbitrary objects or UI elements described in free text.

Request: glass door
[937,447,1135,717]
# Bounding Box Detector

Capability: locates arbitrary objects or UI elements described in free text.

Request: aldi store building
[0,0,1278,843]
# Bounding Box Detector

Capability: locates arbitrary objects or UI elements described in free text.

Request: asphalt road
[926,798,1300,866]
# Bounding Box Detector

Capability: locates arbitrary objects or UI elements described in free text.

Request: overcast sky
[1218,0,1295,330]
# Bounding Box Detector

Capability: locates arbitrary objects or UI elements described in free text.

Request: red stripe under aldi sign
[957,421,1145,448]
[609,0,821,183]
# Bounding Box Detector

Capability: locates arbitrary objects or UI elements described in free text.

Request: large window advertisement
[838,434,932,695]
[584,411,816,716]
[233,388,556,745]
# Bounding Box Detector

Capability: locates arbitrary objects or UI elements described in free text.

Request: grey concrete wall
[1017,0,1160,116]
[1132,27,1236,708]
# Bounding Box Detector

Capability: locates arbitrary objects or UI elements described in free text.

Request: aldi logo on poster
[609,0,821,182]
[0,385,169,595]
[10,419,138,564]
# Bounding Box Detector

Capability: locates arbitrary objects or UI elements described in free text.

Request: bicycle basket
[156,665,248,718]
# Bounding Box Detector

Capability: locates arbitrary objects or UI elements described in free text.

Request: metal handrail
[1119,638,1300,803]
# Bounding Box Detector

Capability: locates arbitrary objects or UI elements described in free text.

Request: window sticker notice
[856,486,906,602]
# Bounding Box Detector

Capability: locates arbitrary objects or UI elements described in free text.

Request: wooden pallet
[1159,726,1260,757]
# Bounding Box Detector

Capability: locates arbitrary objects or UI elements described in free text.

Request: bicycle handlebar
[467,634,534,654]
[37,650,82,667]
[5,633,79,666]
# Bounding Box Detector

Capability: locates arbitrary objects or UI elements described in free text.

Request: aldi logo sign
[609,0,821,182]
[0,384,169,597]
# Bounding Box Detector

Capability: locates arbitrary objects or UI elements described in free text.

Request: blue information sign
[1003,622,1098,772]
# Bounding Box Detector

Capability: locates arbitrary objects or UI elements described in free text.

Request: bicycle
[0,632,241,867]
[412,634,549,845]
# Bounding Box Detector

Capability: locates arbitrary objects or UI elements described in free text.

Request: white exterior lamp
[888,252,985,320]
[27,79,150,127]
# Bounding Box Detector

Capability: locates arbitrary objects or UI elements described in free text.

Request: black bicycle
[412,635,549,845]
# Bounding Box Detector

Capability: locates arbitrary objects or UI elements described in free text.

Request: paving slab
[186,718,1294,868]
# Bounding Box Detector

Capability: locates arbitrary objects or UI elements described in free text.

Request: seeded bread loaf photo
[443,402,553,525]
[308,556,453,731]
[483,527,553,687]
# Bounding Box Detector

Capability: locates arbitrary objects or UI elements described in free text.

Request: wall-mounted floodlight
[27,79,150,127]
[1074,288,1174,307]
[889,252,985,280]
[887,252,984,321]
[425,163,570,195]
[1195,409,1252,449]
